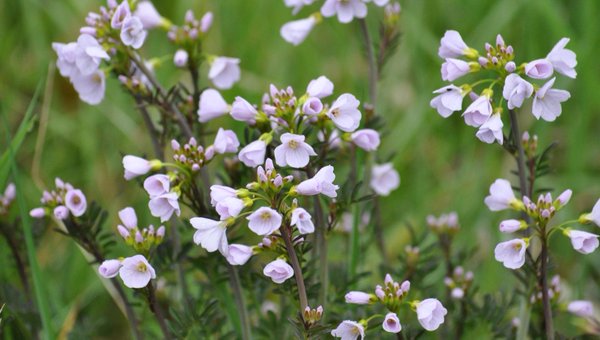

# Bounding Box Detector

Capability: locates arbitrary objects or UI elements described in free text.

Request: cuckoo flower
[120,16,147,49]
[484,179,521,211]
[327,94,361,132]
[383,312,402,333]
[370,163,400,196]
[64,189,87,217]
[98,259,122,279]
[208,57,241,90]
[281,16,317,46]
[198,88,229,123]
[226,244,253,266]
[290,207,315,234]
[524,59,554,79]
[475,112,503,144]
[307,75,334,98]
[190,217,229,254]
[503,74,533,110]
[238,140,267,167]
[321,0,367,24]
[416,298,447,331]
[296,165,339,197]
[274,133,316,168]
[331,320,365,339]
[230,96,258,123]
[247,207,282,235]
[546,38,577,78]
[119,255,156,288]
[213,128,240,154]
[532,78,570,122]
[263,259,294,284]
[567,301,594,318]
[351,129,380,151]
[430,85,464,118]
[494,238,528,269]
[565,230,599,255]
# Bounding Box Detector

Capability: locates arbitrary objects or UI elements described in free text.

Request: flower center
[71,195,81,205]
[331,108,340,117]
[136,262,147,272]
[288,140,298,149]
[512,243,522,251]
[261,211,272,220]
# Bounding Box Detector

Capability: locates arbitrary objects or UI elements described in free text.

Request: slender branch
[109,280,144,340]
[313,195,328,311]
[508,109,529,199]
[134,96,163,160]
[147,281,172,339]
[281,225,309,315]
[540,233,554,340]
[227,264,252,340]
[358,18,378,106]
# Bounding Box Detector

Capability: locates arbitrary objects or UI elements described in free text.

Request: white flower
[98,259,121,278]
[209,57,241,89]
[546,38,577,78]
[532,77,570,122]
[173,49,188,67]
[190,217,228,254]
[291,208,315,234]
[134,1,164,29]
[120,16,147,49]
[306,75,334,98]
[263,259,294,284]
[327,93,361,132]
[148,192,180,222]
[430,85,464,118]
[123,155,154,180]
[213,128,240,154]
[321,0,367,24]
[524,59,554,79]
[494,239,527,269]
[215,197,245,220]
[475,113,503,145]
[274,133,316,168]
[198,88,229,123]
[225,244,253,265]
[502,74,533,110]
[52,42,79,78]
[297,165,339,197]
[64,189,87,217]
[351,129,380,151]
[247,207,282,235]
[463,94,492,127]
[416,298,447,331]
[382,312,402,333]
[484,179,519,211]
[119,255,156,288]
[567,300,594,318]
[566,230,599,254]
[370,163,400,196]
[441,58,470,81]
[331,320,365,339]
[499,219,524,233]
[238,140,267,168]
[438,30,469,58]
[71,70,106,105]
[75,34,109,76]
[230,96,258,123]
[284,0,315,15]
[281,16,317,46]
[111,1,131,29]
[345,291,372,304]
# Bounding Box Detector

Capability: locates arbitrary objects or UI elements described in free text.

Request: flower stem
[313,195,329,310]
[146,281,172,339]
[281,225,309,315]
[227,264,252,340]
[134,96,163,161]
[540,233,554,340]
[358,18,377,106]
[508,109,530,199]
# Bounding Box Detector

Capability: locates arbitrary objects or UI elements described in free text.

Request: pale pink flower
[134,1,163,29]
[345,291,373,304]
[54,205,70,220]
[230,96,258,123]
[327,94,361,132]
[111,1,131,29]
[525,59,553,79]
[438,30,469,59]
[476,113,503,144]
[351,129,380,151]
[451,288,464,299]
[213,128,240,154]
[532,78,570,122]
[503,74,534,109]
[215,197,245,220]
[225,244,253,265]
[263,259,294,284]
[494,239,527,269]
[568,300,594,318]
[441,58,470,81]
[499,219,524,233]
[238,140,267,168]
[200,12,213,33]
[210,185,237,205]
[302,97,323,116]
[71,70,106,105]
[190,217,228,253]
[416,298,447,331]
[98,259,121,278]
[148,192,180,222]
[119,254,156,288]
[65,189,87,217]
[247,207,282,235]
[366,0,390,6]
[382,312,402,333]
[52,42,79,78]
[546,38,577,78]
[274,133,316,168]
[307,75,334,98]
[209,57,241,89]
[119,207,138,230]
[321,0,367,24]
[30,207,46,219]
[484,179,518,211]
[581,199,600,226]
[291,207,315,234]
[555,189,573,208]
[331,320,365,339]
[120,16,147,49]
[285,0,315,15]
[566,230,599,254]
[370,163,400,196]
[143,174,170,197]
[463,94,492,127]
[198,89,229,123]
[297,165,339,197]
[75,34,109,76]
[281,16,317,46]
[430,85,464,118]
[173,49,188,67]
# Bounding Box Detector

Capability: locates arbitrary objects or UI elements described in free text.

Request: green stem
[281,225,309,315]
[227,264,252,340]
[2,109,54,339]
[358,18,377,106]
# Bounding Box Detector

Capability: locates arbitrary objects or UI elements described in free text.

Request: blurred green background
[1,0,600,338]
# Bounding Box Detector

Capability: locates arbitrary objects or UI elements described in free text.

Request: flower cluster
[444,266,473,300]
[280,0,400,45]
[99,254,156,289]
[427,211,459,235]
[190,158,338,281]
[29,178,87,220]
[0,183,15,215]
[335,273,447,338]
[431,31,576,144]
[485,178,600,269]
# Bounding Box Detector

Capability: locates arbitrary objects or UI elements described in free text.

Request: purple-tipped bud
[505,61,516,73]
[135,231,143,243]
[384,273,393,285]
[261,237,272,248]
[204,146,215,161]
[200,12,213,33]
[491,56,498,64]
[30,207,46,219]
[184,10,194,23]
[345,291,373,304]
[556,189,572,207]
[506,45,514,54]
[485,42,492,51]
[191,163,201,171]
[375,285,385,300]
[171,139,180,150]
[54,205,69,220]
[117,225,130,239]
[156,226,165,238]
[98,259,121,278]
[496,34,505,47]
[541,209,551,218]
[500,219,524,233]
[400,280,410,292]
[478,56,488,67]
[174,49,188,67]
[443,277,453,286]
[265,158,274,171]
[272,175,283,187]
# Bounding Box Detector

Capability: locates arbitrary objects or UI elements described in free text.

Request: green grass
[1,0,600,337]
